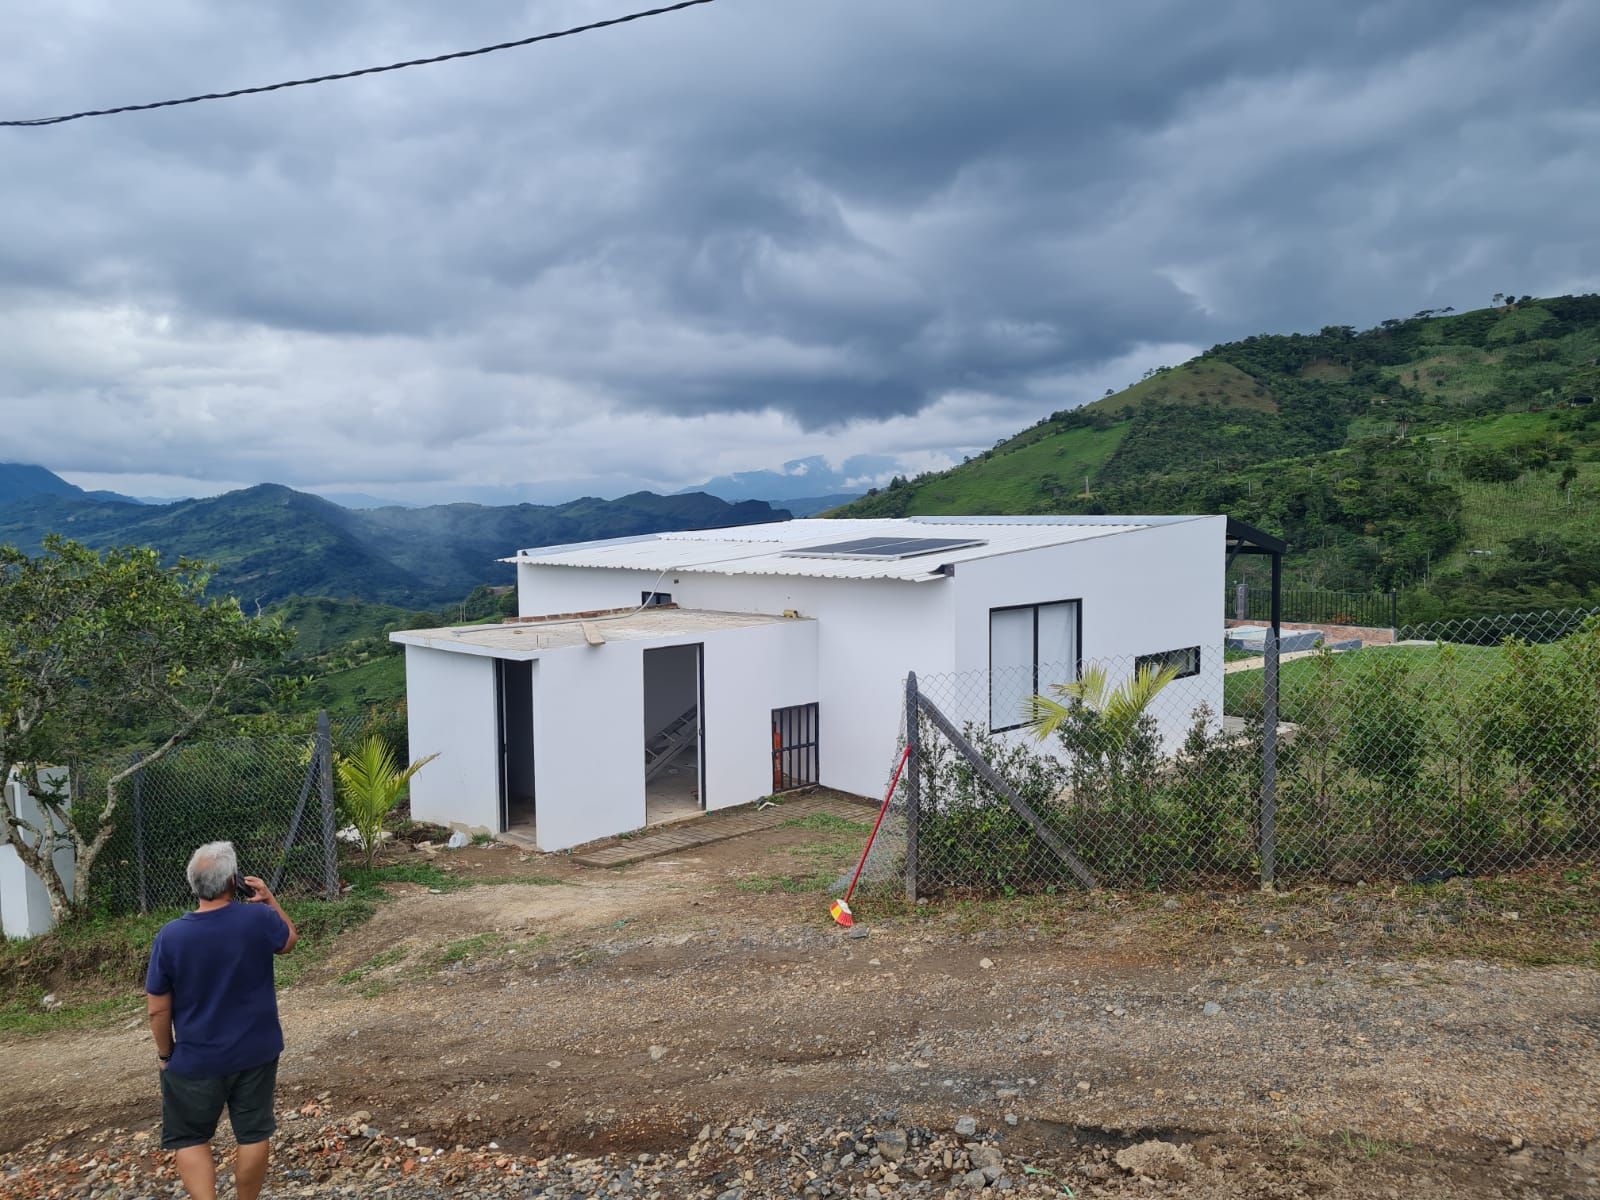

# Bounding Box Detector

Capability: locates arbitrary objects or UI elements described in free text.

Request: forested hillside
[838,295,1600,619]
[0,479,787,607]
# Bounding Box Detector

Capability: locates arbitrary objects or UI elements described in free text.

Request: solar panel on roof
[782,536,987,560]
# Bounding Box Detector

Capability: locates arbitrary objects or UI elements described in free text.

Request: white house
[392,514,1247,852]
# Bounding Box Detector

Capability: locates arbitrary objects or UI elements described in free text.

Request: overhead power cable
[1,0,717,128]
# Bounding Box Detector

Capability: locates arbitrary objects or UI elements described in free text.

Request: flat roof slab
[391,607,807,658]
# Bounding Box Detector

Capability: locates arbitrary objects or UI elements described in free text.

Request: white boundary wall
[1,769,75,939]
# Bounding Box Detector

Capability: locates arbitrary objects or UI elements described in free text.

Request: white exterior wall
[949,516,1226,741]
[1,769,75,939]
[404,646,500,833]
[532,640,645,850]
[531,619,818,850]
[403,619,820,852]
[700,619,818,812]
[519,563,953,799]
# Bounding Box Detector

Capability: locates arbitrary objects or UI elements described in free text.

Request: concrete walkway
[1223,646,1343,673]
[571,791,872,868]
[1221,638,1431,674]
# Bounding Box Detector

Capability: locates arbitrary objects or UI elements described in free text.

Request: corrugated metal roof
[508,516,1210,582]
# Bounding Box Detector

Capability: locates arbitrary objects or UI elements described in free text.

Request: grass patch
[862,866,1600,968]
[273,896,378,987]
[736,834,860,894]
[337,944,409,997]
[1333,1130,1409,1160]
[0,994,139,1037]
[342,860,470,899]
[0,892,374,1036]
[469,873,567,887]
[336,946,408,985]
[782,812,873,834]
[0,908,174,1001]
[1221,641,1536,721]
[736,870,839,894]
[434,932,505,966]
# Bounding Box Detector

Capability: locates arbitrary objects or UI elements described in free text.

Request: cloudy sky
[2,0,1598,504]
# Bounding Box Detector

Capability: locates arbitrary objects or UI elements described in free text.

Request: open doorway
[496,659,535,834]
[643,644,702,825]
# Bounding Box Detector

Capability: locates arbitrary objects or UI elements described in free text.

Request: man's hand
[245,875,300,954]
[242,875,274,905]
[147,990,174,1065]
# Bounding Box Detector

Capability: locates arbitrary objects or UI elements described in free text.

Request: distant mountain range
[311,491,416,510]
[0,461,142,506]
[676,454,879,511]
[0,465,788,606]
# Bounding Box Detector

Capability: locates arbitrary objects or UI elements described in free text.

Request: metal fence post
[1259,627,1279,891]
[130,753,148,914]
[317,711,338,899]
[905,673,920,903]
[1387,589,1398,632]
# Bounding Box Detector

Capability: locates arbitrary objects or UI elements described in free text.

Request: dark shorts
[159,1058,279,1150]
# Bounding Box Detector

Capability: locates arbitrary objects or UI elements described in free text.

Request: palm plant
[1026,662,1179,744]
[336,736,439,868]
[1027,662,1179,818]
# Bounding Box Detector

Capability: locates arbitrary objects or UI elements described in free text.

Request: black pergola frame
[1223,516,1287,890]
[1224,516,1286,635]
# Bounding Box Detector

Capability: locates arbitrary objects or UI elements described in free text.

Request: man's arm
[242,875,298,954]
[147,991,174,1066]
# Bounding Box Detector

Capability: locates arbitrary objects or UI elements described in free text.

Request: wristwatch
[158,1052,172,1062]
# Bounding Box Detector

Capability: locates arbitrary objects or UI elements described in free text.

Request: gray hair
[186,841,238,900]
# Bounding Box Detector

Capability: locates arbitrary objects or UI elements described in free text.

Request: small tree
[1340,654,1424,864]
[336,736,438,867]
[0,537,290,922]
[1028,662,1177,807]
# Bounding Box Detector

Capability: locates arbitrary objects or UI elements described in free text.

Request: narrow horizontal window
[1135,645,1200,680]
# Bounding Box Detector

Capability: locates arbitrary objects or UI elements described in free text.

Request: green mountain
[836,294,1600,620]
[0,461,139,505]
[0,479,789,607]
[268,587,521,713]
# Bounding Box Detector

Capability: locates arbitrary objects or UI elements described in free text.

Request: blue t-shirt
[145,902,289,1078]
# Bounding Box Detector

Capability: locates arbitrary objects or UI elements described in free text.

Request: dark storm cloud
[1,0,1598,494]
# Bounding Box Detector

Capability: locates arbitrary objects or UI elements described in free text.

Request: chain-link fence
[854,606,1600,899]
[72,710,390,914]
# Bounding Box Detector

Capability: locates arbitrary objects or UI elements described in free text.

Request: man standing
[146,841,298,1200]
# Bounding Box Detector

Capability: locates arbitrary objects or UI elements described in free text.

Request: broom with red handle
[830,743,911,927]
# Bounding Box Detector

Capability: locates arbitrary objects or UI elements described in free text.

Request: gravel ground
[5,1105,1597,1198]
[3,812,1598,1198]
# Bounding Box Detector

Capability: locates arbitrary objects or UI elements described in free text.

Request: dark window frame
[1135,645,1201,680]
[988,599,1083,733]
[641,590,673,607]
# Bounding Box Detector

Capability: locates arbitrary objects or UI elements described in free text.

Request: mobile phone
[233,871,256,900]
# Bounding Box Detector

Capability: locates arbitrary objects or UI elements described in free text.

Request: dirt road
[3,803,1598,1197]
